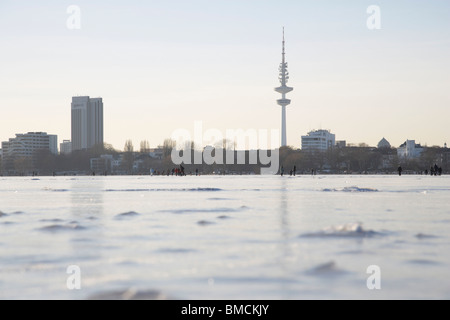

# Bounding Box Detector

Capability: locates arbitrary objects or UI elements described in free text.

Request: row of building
[300,129,446,160]
[1,96,103,174]
[0,99,447,174]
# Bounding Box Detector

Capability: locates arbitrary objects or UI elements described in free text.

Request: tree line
[1,139,448,176]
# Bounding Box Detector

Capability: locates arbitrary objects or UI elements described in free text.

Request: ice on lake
[1,175,449,299]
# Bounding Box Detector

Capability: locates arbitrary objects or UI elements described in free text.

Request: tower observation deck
[274,27,293,147]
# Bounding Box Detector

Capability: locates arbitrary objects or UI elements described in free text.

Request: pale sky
[1,0,449,151]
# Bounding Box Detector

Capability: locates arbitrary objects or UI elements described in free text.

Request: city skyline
[1,1,449,150]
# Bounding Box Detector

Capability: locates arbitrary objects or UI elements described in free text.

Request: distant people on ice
[429,164,443,176]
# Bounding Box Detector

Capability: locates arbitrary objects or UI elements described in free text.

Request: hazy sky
[1,0,449,150]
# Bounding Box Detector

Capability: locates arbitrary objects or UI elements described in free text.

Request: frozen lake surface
[1,175,449,299]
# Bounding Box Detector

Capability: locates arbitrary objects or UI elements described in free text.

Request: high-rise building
[301,129,336,151]
[71,96,103,151]
[274,28,293,147]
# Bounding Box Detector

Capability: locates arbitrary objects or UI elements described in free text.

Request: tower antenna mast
[274,27,293,147]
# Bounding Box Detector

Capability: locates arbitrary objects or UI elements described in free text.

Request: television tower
[274,27,293,147]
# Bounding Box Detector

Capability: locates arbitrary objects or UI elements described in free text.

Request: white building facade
[301,130,336,151]
[71,96,103,151]
[397,140,423,159]
[1,132,57,157]
[1,132,58,172]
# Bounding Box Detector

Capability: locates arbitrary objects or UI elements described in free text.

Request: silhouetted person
[281,166,284,176]
[438,167,442,176]
[434,164,439,176]
[425,169,428,175]
[195,168,198,176]
[289,170,292,176]
[293,165,296,176]
[398,166,402,176]
[180,165,185,176]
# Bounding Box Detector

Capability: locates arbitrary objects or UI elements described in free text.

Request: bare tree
[420,147,440,169]
[124,140,134,153]
[123,140,135,174]
[140,140,150,154]
[34,149,56,174]
[162,139,176,158]
[103,142,118,154]
[14,157,32,175]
